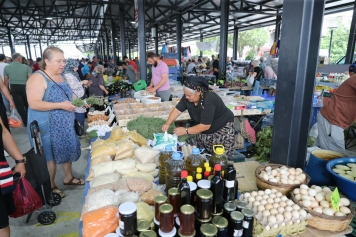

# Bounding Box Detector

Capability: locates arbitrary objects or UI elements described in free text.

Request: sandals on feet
[51,186,66,198]
[63,177,84,186]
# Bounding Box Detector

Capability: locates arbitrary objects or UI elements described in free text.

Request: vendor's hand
[162,123,170,132]
[61,101,76,111]
[13,163,26,178]
[147,87,155,93]
[84,104,91,109]
[173,127,187,136]
[9,100,15,109]
[147,85,153,89]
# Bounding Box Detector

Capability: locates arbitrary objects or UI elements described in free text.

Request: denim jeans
[253,80,263,96]
[75,112,85,131]
[1,93,10,113]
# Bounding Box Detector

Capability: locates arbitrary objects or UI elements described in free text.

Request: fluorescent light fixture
[45,17,53,20]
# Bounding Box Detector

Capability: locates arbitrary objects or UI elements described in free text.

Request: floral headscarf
[63,59,80,80]
[184,76,213,109]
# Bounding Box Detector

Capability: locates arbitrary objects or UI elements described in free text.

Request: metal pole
[26,35,32,59]
[233,26,239,59]
[1,45,4,54]
[119,8,126,58]
[274,14,282,41]
[101,38,105,60]
[7,28,15,54]
[200,32,203,57]
[105,32,110,60]
[154,25,159,55]
[270,0,325,168]
[137,0,147,81]
[219,0,229,80]
[128,41,131,59]
[328,29,334,60]
[24,44,29,59]
[34,45,37,58]
[111,20,117,63]
[345,0,356,64]
[176,13,182,67]
[39,40,43,57]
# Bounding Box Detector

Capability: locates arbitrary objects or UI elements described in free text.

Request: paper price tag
[331,187,340,211]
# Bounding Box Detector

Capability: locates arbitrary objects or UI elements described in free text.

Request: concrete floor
[7,126,89,237]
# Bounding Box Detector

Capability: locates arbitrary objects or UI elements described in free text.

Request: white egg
[271,170,278,176]
[325,192,332,202]
[280,166,288,170]
[260,200,267,206]
[265,225,271,231]
[258,205,265,212]
[271,188,278,193]
[288,168,296,175]
[335,212,346,217]
[309,196,316,201]
[293,188,300,194]
[276,213,284,222]
[313,207,323,213]
[319,200,330,208]
[251,191,258,197]
[311,185,316,189]
[292,204,300,211]
[281,179,289,184]
[265,166,272,171]
[294,180,301,184]
[300,189,308,195]
[295,168,303,174]
[286,200,294,206]
[322,187,331,193]
[248,196,256,203]
[244,193,251,198]
[310,201,319,208]
[263,210,271,217]
[289,175,295,181]
[292,210,300,219]
[264,189,272,195]
[262,174,269,180]
[299,209,307,218]
[340,206,351,214]
[283,211,292,220]
[269,194,276,199]
[275,192,283,198]
[269,178,277,183]
[295,194,302,201]
[258,190,265,196]
[302,199,311,207]
[280,169,288,175]
[340,198,350,207]
[267,198,274,204]
[277,207,285,214]
[285,206,293,212]
[288,179,295,185]
[270,209,278,215]
[300,184,309,190]
[262,194,269,200]
[265,204,273,210]
[273,203,280,209]
[274,197,281,204]
[280,174,289,180]
[299,174,306,181]
[279,201,287,207]
[308,189,317,196]
[322,208,334,216]
[268,215,277,224]
[301,195,310,200]
[314,186,322,192]
[281,196,288,201]
[315,193,325,202]
[253,201,261,207]
[255,196,263,201]
[276,177,281,182]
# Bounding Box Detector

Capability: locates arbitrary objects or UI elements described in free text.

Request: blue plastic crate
[168,67,178,74]
[162,53,178,59]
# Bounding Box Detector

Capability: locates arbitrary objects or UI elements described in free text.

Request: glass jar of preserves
[196,189,213,221]
[211,216,228,237]
[159,204,174,233]
[223,203,236,220]
[168,188,179,217]
[241,208,254,237]
[179,205,195,236]
[118,202,137,236]
[229,211,244,237]
[235,201,247,212]
[200,223,218,237]
[154,195,168,221]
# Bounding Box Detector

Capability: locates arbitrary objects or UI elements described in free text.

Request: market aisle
[7,126,89,237]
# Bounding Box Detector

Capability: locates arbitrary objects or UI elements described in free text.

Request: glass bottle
[210,164,224,215]
[223,162,237,203]
[118,202,137,237]
[165,152,186,191]
[196,189,213,221]
[209,145,228,170]
[178,170,191,207]
[159,145,173,184]
[185,148,205,179]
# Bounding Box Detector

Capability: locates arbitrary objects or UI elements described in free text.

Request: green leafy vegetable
[85,96,100,105]
[255,126,273,162]
[87,130,98,138]
[72,98,86,107]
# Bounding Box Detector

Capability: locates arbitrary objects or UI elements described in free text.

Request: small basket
[255,163,311,196]
[290,192,355,231]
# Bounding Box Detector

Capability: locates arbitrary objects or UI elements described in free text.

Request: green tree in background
[320,19,350,64]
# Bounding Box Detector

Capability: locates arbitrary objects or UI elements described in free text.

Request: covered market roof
[0,0,355,53]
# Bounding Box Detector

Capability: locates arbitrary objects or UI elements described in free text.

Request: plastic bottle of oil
[185,148,205,179]
[158,145,173,184]
[165,151,186,191]
[209,145,228,171]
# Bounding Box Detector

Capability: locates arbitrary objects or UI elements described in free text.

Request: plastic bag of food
[82,206,119,237]
[112,177,130,192]
[126,177,152,195]
[91,173,120,188]
[125,172,154,182]
[127,130,148,146]
[91,138,105,149]
[117,168,138,176]
[115,139,135,155]
[86,189,121,213]
[152,132,178,151]
[140,190,164,205]
[110,126,124,141]
[112,158,136,172]
[136,202,154,222]
[120,191,140,203]
[91,144,116,158]
[87,155,113,181]
[136,163,156,173]
[134,147,159,164]
[87,183,114,196]
[148,169,159,177]
[92,161,114,178]
[114,149,134,160]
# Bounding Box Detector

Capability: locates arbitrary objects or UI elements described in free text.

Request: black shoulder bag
[40,70,84,136]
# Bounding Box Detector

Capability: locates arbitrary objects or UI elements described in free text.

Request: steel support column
[270,0,325,168]
[274,14,282,41]
[105,32,110,60]
[24,44,29,59]
[345,1,356,64]
[154,25,159,55]
[34,45,37,58]
[39,40,43,57]
[128,41,131,59]
[26,35,32,59]
[137,0,147,81]
[7,28,14,55]
[176,13,182,66]
[233,26,239,59]
[1,46,4,54]
[219,0,229,80]
[101,38,105,60]
[200,32,203,57]
[111,20,117,63]
[119,8,126,58]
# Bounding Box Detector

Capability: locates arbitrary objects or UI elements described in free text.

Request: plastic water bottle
[209,145,228,171]
[159,145,173,184]
[165,152,186,191]
[185,148,205,180]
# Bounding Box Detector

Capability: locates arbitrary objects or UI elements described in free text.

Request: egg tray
[255,163,311,196]
[253,219,307,237]
[290,192,355,232]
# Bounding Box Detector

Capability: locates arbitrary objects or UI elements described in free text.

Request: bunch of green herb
[87,130,98,138]
[85,96,100,105]
[72,98,86,107]
[308,136,316,147]
[127,116,188,142]
[255,126,273,162]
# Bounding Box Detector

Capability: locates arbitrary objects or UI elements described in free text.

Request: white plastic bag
[8,109,23,128]
[246,75,255,87]
[152,132,178,151]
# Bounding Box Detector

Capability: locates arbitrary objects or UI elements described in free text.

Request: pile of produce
[87,111,110,127]
[331,163,356,182]
[255,127,273,162]
[72,96,103,107]
[105,81,133,96]
[259,166,306,185]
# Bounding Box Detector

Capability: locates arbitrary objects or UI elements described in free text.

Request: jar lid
[180,204,195,215]
[158,227,177,237]
[168,187,179,196]
[200,223,218,236]
[230,211,244,221]
[139,230,157,237]
[154,195,168,204]
[137,220,151,232]
[119,202,137,215]
[187,181,197,191]
[241,208,254,217]
[224,202,236,212]
[178,229,196,237]
[211,216,228,228]
[235,201,247,209]
[196,217,212,223]
[197,189,213,199]
[197,180,211,189]
[160,204,173,214]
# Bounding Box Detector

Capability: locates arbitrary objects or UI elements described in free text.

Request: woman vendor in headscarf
[162,76,235,156]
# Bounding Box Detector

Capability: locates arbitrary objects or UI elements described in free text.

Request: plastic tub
[327,157,356,201]
[305,149,345,186]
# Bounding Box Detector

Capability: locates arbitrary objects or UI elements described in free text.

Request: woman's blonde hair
[40,46,64,69]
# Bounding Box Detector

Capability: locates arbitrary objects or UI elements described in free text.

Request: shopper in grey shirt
[121,62,137,84]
